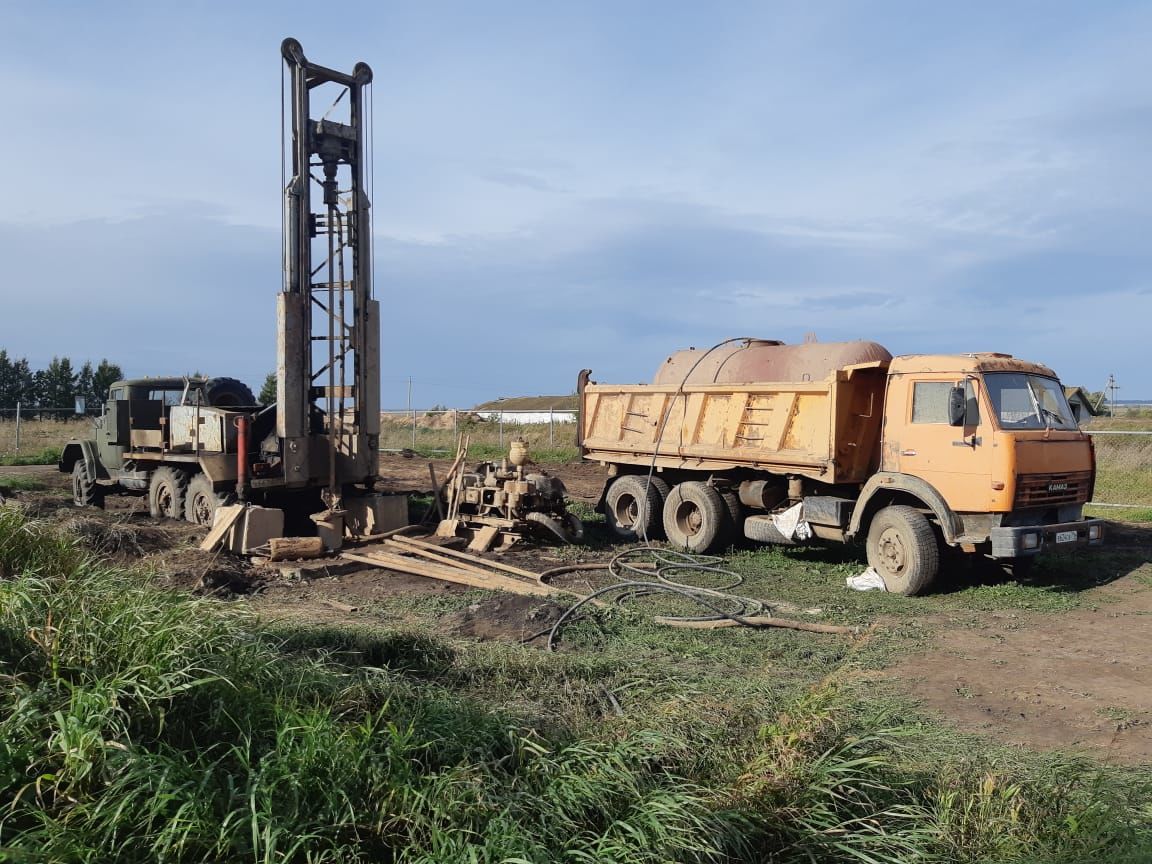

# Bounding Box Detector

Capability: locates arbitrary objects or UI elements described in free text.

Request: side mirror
[948,386,966,426]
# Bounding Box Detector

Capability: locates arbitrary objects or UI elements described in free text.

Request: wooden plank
[391,534,540,579]
[340,550,561,598]
[381,538,493,575]
[468,525,500,553]
[199,504,245,552]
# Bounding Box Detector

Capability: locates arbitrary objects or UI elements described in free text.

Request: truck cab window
[911,382,953,423]
[985,373,1076,430]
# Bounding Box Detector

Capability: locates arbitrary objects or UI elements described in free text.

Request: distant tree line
[0,350,123,411]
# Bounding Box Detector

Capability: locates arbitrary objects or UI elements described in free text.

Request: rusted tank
[581,339,892,485]
[653,339,892,387]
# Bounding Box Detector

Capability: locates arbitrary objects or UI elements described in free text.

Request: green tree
[39,356,77,411]
[75,361,95,410]
[91,359,123,402]
[0,350,14,406]
[258,372,277,405]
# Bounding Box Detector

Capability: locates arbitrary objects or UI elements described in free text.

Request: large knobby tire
[72,460,104,509]
[185,473,231,526]
[604,475,663,541]
[866,505,940,595]
[663,481,727,553]
[204,377,256,407]
[149,467,189,520]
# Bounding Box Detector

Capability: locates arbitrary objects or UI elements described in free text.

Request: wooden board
[199,504,245,552]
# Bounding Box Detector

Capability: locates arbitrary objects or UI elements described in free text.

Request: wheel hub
[878,526,906,572]
[675,501,702,536]
[191,493,212,525]
[614,494,638,529]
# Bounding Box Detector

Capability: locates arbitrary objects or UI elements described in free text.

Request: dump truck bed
[579,361,888,484]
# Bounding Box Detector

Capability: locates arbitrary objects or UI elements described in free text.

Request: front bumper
[990,519,1106,558]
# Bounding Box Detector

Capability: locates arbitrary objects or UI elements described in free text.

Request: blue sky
[2,1,1150,406]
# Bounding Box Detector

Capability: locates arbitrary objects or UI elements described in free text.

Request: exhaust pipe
[234,415,250,501]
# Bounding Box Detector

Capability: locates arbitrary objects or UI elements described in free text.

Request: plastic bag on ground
[846,567,887,592]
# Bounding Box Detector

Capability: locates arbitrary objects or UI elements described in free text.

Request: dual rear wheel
[605,476,743,553]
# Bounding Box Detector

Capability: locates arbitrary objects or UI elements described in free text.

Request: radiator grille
[1013,471,1092,508]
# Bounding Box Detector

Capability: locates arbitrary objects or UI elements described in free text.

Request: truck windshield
[984,373,1077,430]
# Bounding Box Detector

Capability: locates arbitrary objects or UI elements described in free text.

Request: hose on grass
[539,337,860,649]
[532,547,856,650]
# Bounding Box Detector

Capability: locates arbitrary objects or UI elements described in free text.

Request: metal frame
[280,38,380,503]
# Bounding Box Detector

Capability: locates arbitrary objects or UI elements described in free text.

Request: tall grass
[0,418,79,461]
[379,414,579,462]
[1,504,1150,862]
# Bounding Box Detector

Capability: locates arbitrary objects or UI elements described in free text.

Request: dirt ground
[895,522,1152,763]
[4,456,1151,763]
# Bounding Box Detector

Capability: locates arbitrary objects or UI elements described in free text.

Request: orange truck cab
[578,341,1105,595]
[858,353,1104,584]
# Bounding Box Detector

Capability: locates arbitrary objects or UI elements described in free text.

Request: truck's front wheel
[866,505,939,595]
[71,460,104,509]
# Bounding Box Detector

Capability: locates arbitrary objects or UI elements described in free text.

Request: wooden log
[268,536,326,561]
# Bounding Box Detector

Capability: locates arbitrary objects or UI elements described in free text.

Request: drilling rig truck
[59,39,400,546]
[578,339,1105,594]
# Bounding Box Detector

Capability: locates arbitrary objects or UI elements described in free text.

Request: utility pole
[1102,374,1119,417]
[408,376,415,449]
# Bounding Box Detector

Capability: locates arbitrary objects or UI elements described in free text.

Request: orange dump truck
[577,339,1104,594]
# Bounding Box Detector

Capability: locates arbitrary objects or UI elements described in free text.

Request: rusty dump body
[581,340,893,482]
[580,339,1105,594]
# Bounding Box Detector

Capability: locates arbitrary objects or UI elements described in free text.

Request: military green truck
[58,376,258,524]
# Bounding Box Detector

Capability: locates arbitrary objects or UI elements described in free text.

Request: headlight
[1088,524,1101,540]
[1021,532,1040,550]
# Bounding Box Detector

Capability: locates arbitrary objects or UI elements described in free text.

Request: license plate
[1055,530,1077,544]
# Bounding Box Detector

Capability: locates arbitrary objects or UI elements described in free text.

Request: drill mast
[279,38,380,503]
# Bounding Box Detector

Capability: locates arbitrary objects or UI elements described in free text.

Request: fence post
[549,407,555,446]
[499,412,504,449]
[14,402,20,453]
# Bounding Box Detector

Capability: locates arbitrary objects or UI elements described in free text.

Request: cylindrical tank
[653,339,892,386]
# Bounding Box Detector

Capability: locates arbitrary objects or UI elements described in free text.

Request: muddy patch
[446,595,567,643]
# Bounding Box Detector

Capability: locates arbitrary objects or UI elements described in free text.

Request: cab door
[894,376,995,512]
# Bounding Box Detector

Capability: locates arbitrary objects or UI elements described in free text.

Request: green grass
[0,475,47,492]
[2,505,1151,862]
[0,446,61,466]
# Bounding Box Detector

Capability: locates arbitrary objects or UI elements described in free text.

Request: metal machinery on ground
[59,39,404,547]
[438,438,584,551]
